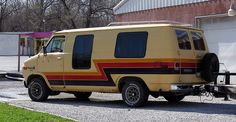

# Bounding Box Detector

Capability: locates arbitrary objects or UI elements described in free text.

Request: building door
[38,36,65,88]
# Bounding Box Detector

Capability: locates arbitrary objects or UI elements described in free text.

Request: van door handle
[57,57,62,60]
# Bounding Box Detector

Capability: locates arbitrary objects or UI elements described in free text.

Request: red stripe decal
[44,61,198,80]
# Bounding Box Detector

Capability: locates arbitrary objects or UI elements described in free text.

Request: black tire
[164,94,185,103]
[122,81,149,107]
[28,78,50,101]
[74,92,92,100]
[200,53,219,82]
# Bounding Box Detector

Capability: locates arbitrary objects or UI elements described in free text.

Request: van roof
[56,24,201,34]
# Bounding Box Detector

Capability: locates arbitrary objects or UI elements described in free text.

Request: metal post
[43,19,46,32]
[224,71,230,101]
[18,35,21,72]
[225,71,230,85]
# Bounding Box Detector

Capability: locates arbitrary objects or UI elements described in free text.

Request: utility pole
[18,35,21,72]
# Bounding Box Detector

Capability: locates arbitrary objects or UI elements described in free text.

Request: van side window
[115,32,148,58]
[175,30,191,50]
[46,36,65,53]
[191,32,206,50]
[72,35,94,69]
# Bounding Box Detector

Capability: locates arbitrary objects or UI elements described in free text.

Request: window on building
[191,32,206,50]
[175,30,191,50]
[72,35,94,69]
[115,32,148,58]
[46,36,65,53]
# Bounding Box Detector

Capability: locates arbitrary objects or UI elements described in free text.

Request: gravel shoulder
[1,81,236,122]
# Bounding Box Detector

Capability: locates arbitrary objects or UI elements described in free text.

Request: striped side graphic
[44,59,199,86]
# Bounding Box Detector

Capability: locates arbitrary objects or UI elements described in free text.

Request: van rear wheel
[164,94,185,103]
[122,81,149,107]
[74,92,92,100]
[28,78,50,101]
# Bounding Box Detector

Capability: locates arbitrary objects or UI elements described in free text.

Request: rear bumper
[170,84,203,95]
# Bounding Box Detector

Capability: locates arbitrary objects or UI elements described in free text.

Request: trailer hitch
[205,71,236,100]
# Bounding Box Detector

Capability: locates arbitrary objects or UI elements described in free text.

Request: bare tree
[0,0,121,32]
[0,0,22,31]
[59,0,77,28]
[27,0,54,31]
[79,0,118,28]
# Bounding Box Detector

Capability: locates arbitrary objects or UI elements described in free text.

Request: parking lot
[0,79,236,122]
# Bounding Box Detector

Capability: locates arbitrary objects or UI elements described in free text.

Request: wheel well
[27,75,45,87]
[118,77,150,92]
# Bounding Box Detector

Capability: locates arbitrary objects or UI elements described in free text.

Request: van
[22,24,219,107]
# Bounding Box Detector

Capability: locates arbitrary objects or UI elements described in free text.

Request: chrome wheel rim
[125,84,140,104]
[30,82,42,99]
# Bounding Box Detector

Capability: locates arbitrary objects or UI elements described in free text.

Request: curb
[0,72,23,81]
[6,73,23,78]
[0,72,7,77]
[5,75,24,81]
[0,72,7,80]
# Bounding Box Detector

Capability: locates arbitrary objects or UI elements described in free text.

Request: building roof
[0,32,31,35]
[113,0,209,15]
[20,32,53,38]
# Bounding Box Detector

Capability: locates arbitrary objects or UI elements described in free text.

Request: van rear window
[72,35,94,69]
[115,32,148,58]
[191,32,206,50]
[175,30,191,50]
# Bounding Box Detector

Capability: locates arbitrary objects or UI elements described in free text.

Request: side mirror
[42,46,47,56]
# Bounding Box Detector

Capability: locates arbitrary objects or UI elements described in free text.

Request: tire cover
[200,53,219,82]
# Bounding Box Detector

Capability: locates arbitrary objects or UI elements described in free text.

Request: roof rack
[107,20,192,27]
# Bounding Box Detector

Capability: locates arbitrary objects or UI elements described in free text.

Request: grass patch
[0,102,74,122]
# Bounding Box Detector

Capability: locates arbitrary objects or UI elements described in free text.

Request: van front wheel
[28,78,49,101]
[122,82,149,107]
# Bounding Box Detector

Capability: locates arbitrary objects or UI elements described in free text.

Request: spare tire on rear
[200,53,219,82]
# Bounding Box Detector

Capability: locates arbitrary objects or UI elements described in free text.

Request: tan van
[22,24,219,107]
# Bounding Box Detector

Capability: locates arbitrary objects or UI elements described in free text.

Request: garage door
[201,15,236,84]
